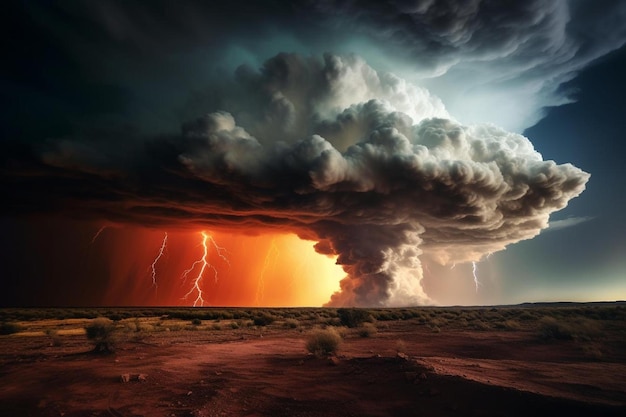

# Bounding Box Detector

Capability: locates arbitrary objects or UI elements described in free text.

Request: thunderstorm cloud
[5,53,590,306]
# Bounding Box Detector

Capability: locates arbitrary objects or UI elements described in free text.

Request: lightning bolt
[256,238,279,306]
[181,231,229,307]
[91,226,107,244]
[149,232,168,291]
[471,261,480,293]
[470,253,492,293]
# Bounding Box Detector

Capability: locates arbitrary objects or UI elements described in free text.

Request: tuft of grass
[45,329,62,346]
[502,319,521,331]
[358,322,377,338]
[305,327,342,357]
[284,318,300,329]
[395,339,407,354]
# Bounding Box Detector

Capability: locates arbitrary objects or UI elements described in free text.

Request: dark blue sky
[500,46,626,303]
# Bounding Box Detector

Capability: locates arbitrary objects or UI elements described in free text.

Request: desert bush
[395,339,407,354]
[471,321,491,331]
[428,317,448,328]
[538,316,601,341]
[237,319,254,328]
[191,318,202,326]
[493,318,520,330]
[337,308,371,328]
[0,322,23,335]
[517,311,537,321]
[305,327,342,356]
[107,313,124,322]
[230,321,240,329]
[284,318,300,329]
[358,322,377,338]
[539,316,577,340]
[212,323,222,330]
[429,325,441,333]
[85,317,116,353]
[45,329,62,346]
[253,314,275,326]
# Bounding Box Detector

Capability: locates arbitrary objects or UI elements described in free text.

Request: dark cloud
[2,53,589,306]
[311,0,626,130]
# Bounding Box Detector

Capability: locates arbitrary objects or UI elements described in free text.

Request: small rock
[328,356,341,366]
[187,391,193,396]
[137,373,147,382]
[419,372,427,380]
[120,374,130,383]
[397,352,409,361]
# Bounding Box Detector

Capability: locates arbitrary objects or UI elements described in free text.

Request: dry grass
[305,327,342,356]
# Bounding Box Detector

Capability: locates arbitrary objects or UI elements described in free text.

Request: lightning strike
[149,232,168,291]
[472,261,480,293]
[181,231,230,307]
[256,238,279,306]
[91,226,107,243]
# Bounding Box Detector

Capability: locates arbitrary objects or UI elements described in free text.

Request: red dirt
[1,320,625,416]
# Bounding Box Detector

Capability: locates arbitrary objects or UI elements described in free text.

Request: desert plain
[1,303,625,416]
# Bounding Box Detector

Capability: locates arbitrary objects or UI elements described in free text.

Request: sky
[1,0,625,307]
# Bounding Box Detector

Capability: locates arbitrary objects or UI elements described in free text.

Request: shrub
[395,339,407,354]
[305,328,342,356]
[191,318,202,326]
[538,316,574,340]
[253,314,275,326]
[45,329,62,346]
[284,318,300,329]
[502,319,521,331]
[337,308,371,328]
[107,313,124,322]
[0,322,23,335]
[358,322,377,338]
[85,317,116,353]
[538,316,601,341]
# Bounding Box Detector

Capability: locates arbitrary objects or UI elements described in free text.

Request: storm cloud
[6,53,589,306]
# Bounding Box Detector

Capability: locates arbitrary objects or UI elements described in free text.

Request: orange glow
[101,228,344,307]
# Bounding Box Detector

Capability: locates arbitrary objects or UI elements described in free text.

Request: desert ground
[1,304,625,417]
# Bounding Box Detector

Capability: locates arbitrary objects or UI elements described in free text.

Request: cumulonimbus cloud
[8,53,589,306]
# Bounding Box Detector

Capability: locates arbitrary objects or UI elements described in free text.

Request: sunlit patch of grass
[57,328,86,336]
